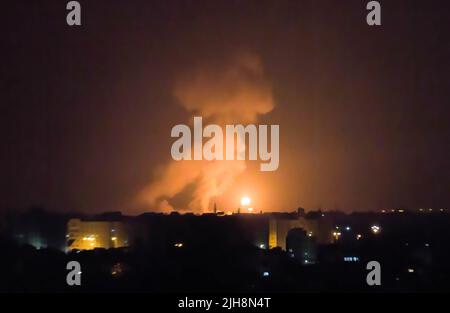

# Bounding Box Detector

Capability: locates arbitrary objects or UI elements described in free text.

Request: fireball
[241,196,251,206]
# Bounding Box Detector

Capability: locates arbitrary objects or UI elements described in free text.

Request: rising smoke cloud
[138,52,275,213]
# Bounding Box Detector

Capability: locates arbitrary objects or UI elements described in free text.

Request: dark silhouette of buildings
[1,207,449,292]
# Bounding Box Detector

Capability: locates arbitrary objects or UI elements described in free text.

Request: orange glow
[241,196,251,206]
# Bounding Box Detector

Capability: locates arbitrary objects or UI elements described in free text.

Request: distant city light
[111,263,124,277]
[356,234,362,240]
[240,196,251,206]
[371,225,381,234]
[263,271,270,277]
[344,257,359,262]
[307,232,313,237]
[332,231,342,240]
[345,226,351,231]
[174,243,184,248]
[259,244,266,249]
[111,237,117,241]
[247,207,254,213]
[408,268,415,273]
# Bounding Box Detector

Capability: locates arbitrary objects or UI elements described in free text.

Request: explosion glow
[138,52,275,213]
[241,196,251,207]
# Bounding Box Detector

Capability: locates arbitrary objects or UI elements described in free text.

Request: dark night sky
[2,0,450,214]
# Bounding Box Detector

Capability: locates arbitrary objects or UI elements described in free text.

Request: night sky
[2,0,450,214]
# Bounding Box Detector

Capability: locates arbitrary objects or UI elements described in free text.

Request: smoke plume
[138,52,275,213]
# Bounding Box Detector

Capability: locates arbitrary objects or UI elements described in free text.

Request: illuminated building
[66,218,129,251]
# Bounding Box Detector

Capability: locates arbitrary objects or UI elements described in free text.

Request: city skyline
[2,0,450,297]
